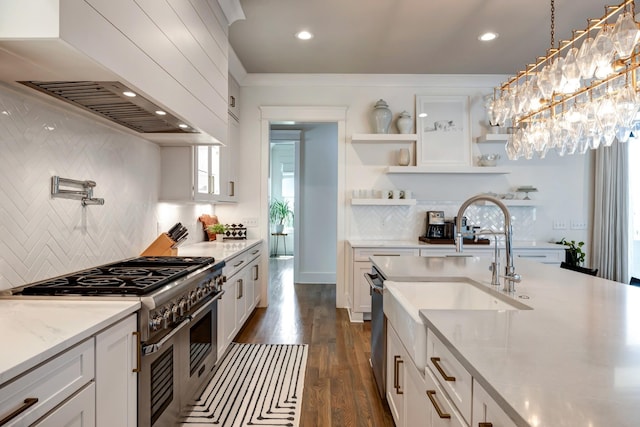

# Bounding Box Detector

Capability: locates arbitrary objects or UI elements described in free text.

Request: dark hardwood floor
[235,257,394,427]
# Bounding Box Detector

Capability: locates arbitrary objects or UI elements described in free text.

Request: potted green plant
[207,223,226,241]
[269,199,293,233]
[558,238,585,266]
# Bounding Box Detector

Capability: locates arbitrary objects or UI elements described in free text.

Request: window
[629,141,640,279]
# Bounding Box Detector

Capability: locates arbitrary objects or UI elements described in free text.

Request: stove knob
[162,309,172,329]
[196,287,205,299]
[150,315,163,331]
[190,290,198,304]
[178,299,188,316]
[171,304,179,321]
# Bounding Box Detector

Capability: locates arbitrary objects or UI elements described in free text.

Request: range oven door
[365,266,386,400]
[179,295,219,400]
[138,294,220,427]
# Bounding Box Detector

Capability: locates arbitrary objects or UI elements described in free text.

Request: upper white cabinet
[0,0,231,145]
[228,75,241,122]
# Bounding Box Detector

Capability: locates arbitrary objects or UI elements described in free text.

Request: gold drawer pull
[426,390,451,419]
[393,355,404,394]
[431,357,456,381]
[0,397,39,425]
[132,331,141,373]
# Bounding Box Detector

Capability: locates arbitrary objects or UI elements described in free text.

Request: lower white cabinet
[349,246,419,320]
[472,380,517,427]
[33,383,96,427]
[0,314,137,427]
[218,243,264,358]
[386,323,405,426]
[95,314,137,426]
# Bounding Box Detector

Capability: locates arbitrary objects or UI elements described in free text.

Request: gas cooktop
[19,256,216,296]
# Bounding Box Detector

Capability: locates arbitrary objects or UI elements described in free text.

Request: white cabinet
[472,380,517,427]
[217,244,264,357]
[33,383,96,427]
[0,340,95,426]
[195,145,221,201]
[348,246,419,321]
[218,115,238,202]
[513,248,564,265]
[95,314,137,427]
[423,368,467,427]
[386,324,405,426]
[228,75,240,122]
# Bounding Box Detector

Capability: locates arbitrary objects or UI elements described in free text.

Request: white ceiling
[229,0,611,75]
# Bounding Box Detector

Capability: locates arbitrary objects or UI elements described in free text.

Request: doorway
[261,107,346,307]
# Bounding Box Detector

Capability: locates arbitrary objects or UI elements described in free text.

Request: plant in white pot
[269,199,293,233]
[207,223,226,241]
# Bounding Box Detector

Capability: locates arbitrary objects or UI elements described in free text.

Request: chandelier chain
[550,0,555,48]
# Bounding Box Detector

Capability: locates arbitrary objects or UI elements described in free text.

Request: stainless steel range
[9,255,225,427]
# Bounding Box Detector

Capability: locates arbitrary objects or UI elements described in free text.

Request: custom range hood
[0,0,232,146]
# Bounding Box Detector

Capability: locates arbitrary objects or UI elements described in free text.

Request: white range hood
[0,0,235,146]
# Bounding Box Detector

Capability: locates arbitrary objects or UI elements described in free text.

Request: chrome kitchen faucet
[455,195,521,292]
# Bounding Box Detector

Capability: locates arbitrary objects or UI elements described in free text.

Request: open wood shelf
[385,166,510,174]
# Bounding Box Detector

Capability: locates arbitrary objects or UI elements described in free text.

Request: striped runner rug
[180,343,308,427]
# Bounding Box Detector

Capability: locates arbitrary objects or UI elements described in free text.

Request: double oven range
[8,255,225,426]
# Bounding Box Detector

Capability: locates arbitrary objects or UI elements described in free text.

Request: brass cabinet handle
[208,176,215,194]
[393,355,404,394]
[0,397,39,425]
[237,279,243,299]
[132,331,141,373]
[251,250,259,255]
[431,357,456,382]
[426,390,451,419]
[233,260,245,268]
[229,181,235,197]
[479,423,493,427]
[253,265,259,281]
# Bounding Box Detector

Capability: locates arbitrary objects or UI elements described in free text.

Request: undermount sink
[383,280,532,371]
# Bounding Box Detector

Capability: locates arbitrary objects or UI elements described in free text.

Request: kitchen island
[371,255,640,426]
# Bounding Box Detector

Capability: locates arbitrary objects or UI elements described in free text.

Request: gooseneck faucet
[455,194,521,292]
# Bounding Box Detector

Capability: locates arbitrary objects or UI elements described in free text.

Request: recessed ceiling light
[155,110,167,115]
[478,32,499,42]
[178,124,188,129]
[295,30,313,40]
[122,91,137,97]
[418,113,428,118]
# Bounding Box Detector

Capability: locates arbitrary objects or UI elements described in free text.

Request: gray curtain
[592,142,629,283]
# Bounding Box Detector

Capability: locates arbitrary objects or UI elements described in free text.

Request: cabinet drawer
[0,339,95,426]
[33,382,96,427]
[473,380,518,427]
[354,248,418,261]
[424,367,467,427]
[420,248,492,258]
[224,252,249,279]
[427,330,472,425]
[246,245,262,263]
[513,249,563,264]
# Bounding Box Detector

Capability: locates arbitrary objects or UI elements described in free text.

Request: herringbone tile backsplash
[0,84,164,290]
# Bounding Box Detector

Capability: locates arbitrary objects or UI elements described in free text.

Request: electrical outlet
[571,220,587,230]
[242,217,259,227]
[553,220,567,230]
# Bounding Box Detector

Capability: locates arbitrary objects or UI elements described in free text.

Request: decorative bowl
[477,154,501,167]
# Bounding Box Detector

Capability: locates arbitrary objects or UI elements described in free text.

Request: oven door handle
[365,273,384,295]
[143,291,224,356]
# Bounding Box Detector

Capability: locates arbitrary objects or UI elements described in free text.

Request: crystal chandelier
[486,0,640,160]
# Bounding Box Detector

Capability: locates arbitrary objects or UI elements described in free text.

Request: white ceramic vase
[396,111,413,134]
[398,148,410,166]
[372,99,392,133]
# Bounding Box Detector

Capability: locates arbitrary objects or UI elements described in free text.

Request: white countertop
[371,255,640,426]
[349,239,563,250]
[0,300,140,386]
[178,239,262,260]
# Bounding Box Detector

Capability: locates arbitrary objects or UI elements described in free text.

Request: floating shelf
[351,133,418,143]
[476,134,510,143]
[476,199,538,207]
[385,166,510,174]
[351,198,417,206]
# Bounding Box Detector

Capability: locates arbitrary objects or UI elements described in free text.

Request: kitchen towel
[180,343,308,426]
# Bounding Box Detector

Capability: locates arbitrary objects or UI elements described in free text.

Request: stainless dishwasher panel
[366,267,385,400]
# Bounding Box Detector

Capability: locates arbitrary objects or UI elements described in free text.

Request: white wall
[297,123,338,283]
[228,74,592,307]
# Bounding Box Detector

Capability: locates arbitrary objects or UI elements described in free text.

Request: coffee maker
[425,211,446,239]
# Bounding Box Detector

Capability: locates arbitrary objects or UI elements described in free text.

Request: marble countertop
[349,239,563,250]
[178,239,262,260]
[0,300,140,386]
[372,255,640,426]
